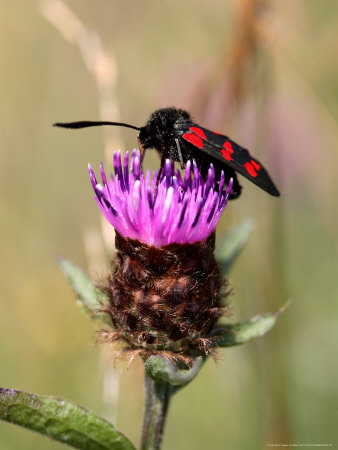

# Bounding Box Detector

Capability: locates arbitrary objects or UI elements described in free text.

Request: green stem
[141,371,172,450]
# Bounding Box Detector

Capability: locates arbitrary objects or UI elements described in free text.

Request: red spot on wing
[189,127,206,140]
[221,149,233,161]
[182,132,203,149]
[223,141,233,152]
[244,162,258,177]
[251,160,261,171]
[221,141,234,161]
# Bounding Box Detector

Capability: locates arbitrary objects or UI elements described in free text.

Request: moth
[55,107,279,199]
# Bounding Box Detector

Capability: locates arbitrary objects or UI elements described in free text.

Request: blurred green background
[1,1,337,449]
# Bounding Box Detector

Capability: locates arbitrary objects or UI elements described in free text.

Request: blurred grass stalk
[40,0,123,424]
[189,0,292,444]
[230,0,292,444]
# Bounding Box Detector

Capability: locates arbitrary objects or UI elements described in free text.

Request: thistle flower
[89,150,232,247]
[89,150,233,356]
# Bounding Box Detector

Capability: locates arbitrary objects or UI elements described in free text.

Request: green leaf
[145,356,204,386]
[215,219,254,274]
[58,257,111,326]
[0,388,135,450]
[211,300,291,347]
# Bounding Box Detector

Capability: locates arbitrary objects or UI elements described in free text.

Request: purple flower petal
[89,150,232,247]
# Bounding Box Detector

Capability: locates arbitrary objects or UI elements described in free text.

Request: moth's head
[139,107,192,151]
[138,124,157,150]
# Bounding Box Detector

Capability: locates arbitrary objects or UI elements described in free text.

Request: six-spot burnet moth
[54,107,280,199]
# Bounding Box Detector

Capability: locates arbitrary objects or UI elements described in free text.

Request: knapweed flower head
[89,150,233,357]
[88,150,232,247]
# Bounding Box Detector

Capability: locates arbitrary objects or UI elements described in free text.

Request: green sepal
[145,356,204,387]
[0,388,135,450]
[58,256,111,326]
[211,300,291,347]
[216,219,254,274]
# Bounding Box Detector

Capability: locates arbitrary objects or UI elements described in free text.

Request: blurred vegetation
[0,0,337,449]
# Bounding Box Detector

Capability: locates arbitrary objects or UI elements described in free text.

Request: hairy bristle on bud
[101,232,229,355]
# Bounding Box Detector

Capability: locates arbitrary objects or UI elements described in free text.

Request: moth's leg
[154,153,166,198]
[137,136,146,169]
[175,138,185,169]
[198,151,205,172]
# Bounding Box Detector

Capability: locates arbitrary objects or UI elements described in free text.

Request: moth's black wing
[181,125,280,197]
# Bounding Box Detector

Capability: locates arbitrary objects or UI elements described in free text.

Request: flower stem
[141,372,172,450]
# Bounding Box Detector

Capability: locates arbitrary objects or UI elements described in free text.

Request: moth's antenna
[53,120,141,131]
